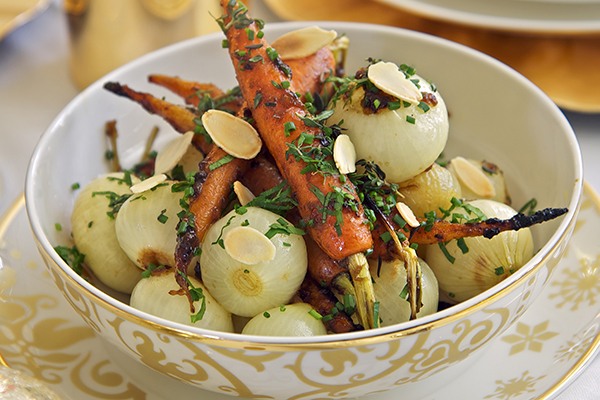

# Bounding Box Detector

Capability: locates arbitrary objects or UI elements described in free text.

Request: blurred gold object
[262,0,600,113]
[65,0,221,89]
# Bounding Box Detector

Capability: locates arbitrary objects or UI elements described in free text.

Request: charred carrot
[148,74,244,112]
[298,277,360,333]
[174,145,250,311]
[103,81,212,155]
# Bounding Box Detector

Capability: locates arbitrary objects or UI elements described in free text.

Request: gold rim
[31,179,583,350]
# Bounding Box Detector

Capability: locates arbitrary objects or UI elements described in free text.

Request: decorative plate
[0,0,49,42]
[0,182,599,399]
[371,0,600,33]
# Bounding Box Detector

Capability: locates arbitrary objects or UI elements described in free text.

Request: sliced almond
[233,181,255,206]
[451,156,496,199]
[271,26,337,60]
[223,226,276,265]
[130,173,167,194]
[201,110,262,160]
[154,131,194,175]
[333,134,357,174]
[395,202,420,228]
[367,61,423,105]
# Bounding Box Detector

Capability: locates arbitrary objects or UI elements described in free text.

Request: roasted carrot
[284,47,336,100]
[103,82,212,155]
[218,1,373,261]
[298,277,360,333]
[148,74,245,112]
[174,145,251,311]
[370,205,569,261]
[148,75,224,103]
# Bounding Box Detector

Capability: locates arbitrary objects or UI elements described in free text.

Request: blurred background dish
[261,0,600,113]
[371,0,600,33]
[0,0,49,41]
[64,0,221,89]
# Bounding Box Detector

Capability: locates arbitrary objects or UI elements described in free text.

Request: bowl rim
[25,21,584,349]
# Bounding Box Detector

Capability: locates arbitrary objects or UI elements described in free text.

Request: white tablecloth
[1,2,599,399]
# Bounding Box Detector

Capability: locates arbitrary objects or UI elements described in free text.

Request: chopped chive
[55,223,62,231]
[406,115,416,124]
[495,267,505,276]
[438,242,455,264]
[71,182,80,190]
[157,209,168,224]
[417,101,430,113]
[209,154,236,171]
[308,309,322,320]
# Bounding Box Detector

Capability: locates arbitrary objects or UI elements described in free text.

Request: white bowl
[25,21,582,399]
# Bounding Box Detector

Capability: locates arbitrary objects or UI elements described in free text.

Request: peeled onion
[369,257,438,326]
[424,199,534,302]
[70,172,142,293]
[396,163,462,218]
[201,207,308,317]
[241,303,327,336]
[327,68,449,183]
[115,180,196,271]
[130,271,234,332]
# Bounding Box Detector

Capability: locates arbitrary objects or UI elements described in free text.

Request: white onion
[115,180,197,271]
[327,72,449,183]
[241,303,327,336]
[130,271,233,332]
[70,172,142,293]
[201,207,308,317]
[424,199,534,302]
[396,163,462,218]
[369,257,438,326]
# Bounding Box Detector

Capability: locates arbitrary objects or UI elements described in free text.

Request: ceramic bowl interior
[25,21,582,345]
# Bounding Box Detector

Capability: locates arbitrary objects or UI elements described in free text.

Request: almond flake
[271,26,337,60]
[201,110,261,160]
[223,226,276,265]
[451,156,496,198]
[395,202,420,228]
[367,62,423,105]
[130,173,167,194]
[154,131,194,175]
[233,181,255,206]
[333,134,357,174]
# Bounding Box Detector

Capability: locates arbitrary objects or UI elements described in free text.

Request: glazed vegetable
[425,199,534,302]
[115,180,193,271]
[297,277,360,333]
[130,270,234,332]
[218,0,373,260]
[174,145,250,310]
[103,82,212,155]
[200,207,308,317]
[70,172,142,293]
[370,257,438,327]
[241,303,327,336]
[327,64,449,183]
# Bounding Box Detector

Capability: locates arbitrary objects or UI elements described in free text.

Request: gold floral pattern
[484,371,546,400]
[549,255,600,311]
[501,321,559,356]
[555,326,599,364]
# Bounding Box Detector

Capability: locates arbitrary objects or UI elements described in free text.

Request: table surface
[1,2,599,399]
